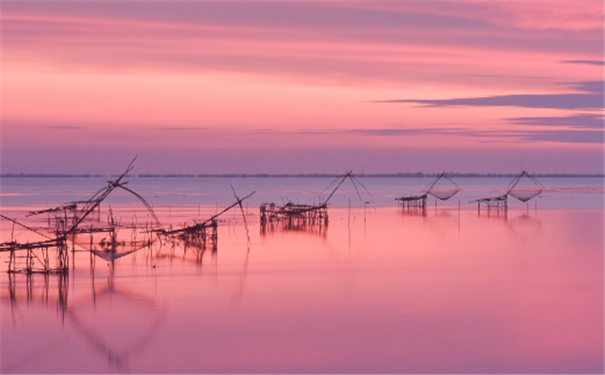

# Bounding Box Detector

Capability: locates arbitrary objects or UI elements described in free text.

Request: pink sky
[1,2,603,174]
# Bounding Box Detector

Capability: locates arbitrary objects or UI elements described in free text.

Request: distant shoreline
[2,173,604,178]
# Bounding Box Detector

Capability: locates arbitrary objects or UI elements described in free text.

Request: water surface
[1,178,603,373]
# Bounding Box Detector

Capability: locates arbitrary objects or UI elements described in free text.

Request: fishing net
[91,249,137,261]
[507,171,544,202]
[429,187,462,201]
[508,188,542,202]
[73,228,154,257]
[425,173,462,201]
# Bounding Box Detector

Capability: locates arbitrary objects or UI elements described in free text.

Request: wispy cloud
[348,128,467,137]
[50,125,83,130]
[158,127,210,131]
[373,81,604,110]
[3,3,602,84]
[2,2,603,174]
[506,113,604,129]
[520,129,603,144]
[347,127,603,144]
[562,60,605,66]
[358,2,604,31]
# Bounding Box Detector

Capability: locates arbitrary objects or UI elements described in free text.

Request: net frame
[424,172,462,201]
[506,170,544,203]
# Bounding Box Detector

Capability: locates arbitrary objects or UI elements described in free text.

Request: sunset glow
[1,2,603,174]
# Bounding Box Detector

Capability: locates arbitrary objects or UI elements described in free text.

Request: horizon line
[2,172,604,178]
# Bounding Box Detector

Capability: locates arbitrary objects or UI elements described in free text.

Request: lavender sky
[1,1,603,174]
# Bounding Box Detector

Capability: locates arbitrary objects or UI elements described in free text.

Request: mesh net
[507,172,543,202]
[91,249,136,261]
[426,174,461,201]
[429,187,461,201]
[508,188,541,202]
[74,232,150,255]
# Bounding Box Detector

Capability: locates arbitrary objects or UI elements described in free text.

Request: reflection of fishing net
[506,171,544,203]
[68,285,163,371]
[425,173,462,201]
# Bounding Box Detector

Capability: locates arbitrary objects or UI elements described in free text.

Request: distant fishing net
[506,171,544,202]
[508,187,542,202]
[429,187,462,201]
[90,249,138,261]
[425,173,462,201]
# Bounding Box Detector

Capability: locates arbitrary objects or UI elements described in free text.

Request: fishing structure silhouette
[259,171,370,234]
[0,158,254,274]
[470,170,544,216]
[1,161,546,274]
[395,172,462,215]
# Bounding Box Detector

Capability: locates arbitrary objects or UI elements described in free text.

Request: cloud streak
[506,114,604,129]
[50,125,83,130]
[349,127,603,144]
[2,2,603,173]
[562,60,605,66]
[2,2,602,83]
[373,81,604,110]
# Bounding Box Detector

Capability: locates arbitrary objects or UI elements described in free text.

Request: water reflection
[1,207,603,374]
[397,205,461,242]
[5,273,69,325]
[232,251,250,305]
[153,234,217,267]
[473,201,543,240]
[507,214,543,243]
[397,204,427,217]
[2,270,164,373]
[68,271,163,372]
[260,220,328,237]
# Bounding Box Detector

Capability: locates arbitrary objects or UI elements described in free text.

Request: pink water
[1,205,602,373]
[0,177,603,373]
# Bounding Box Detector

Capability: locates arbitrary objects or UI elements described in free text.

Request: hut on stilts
[152,189,254,256]
[395,172,462,213]
[471,170,544,215]
[259,171,370,233]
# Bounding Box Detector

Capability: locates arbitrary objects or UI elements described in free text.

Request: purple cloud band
[348,128,603,144]
[372,81,604,110]
[562,60,605,66]
[506,114,604,129]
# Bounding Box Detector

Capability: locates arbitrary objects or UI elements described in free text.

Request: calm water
[1,177,603,373]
